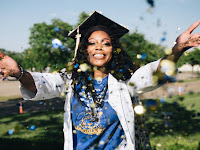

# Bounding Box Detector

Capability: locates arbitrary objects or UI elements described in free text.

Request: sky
[0,0,200,52]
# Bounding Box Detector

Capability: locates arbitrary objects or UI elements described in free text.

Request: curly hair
[70,26,137,102]
[72,25,136,81]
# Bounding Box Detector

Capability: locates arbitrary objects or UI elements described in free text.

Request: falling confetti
[8,129,14,135]
[161,37,166,42]
[79,63,90,72]
[134,105,145,114]
[160,97,166,103]
[160,60,176,76]
[146,0,154,7]
[164,48,172,55]
[52,38,62,49]
[29,125,36,130]
[54,27,61,32]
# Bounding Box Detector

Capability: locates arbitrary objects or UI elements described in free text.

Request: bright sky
[0,0,200,52]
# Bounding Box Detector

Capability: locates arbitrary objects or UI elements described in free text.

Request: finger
[1,72,7,81]
[190,33,200,39]
[185,21,200,34]
[0,51,6,59]
[183,41,200,48]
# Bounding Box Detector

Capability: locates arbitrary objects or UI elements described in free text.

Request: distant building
[178,63,200,72]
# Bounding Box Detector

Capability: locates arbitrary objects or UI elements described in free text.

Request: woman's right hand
[0,51,21,80]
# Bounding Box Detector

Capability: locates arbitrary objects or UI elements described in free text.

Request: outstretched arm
[0,52,37,93]
[162,21,200,63]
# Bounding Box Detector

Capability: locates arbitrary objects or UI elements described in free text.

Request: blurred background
[0,0,200,149]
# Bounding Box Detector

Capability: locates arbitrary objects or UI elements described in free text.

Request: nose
[95,43,103,50]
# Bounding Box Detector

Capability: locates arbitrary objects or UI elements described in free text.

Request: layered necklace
[85,77,108,122]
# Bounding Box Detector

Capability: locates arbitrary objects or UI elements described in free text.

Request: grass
[0,109,64,139]
[0,96,22,101]
[177,78,200,83]
[142,92,200,149]
[151,134,200,150]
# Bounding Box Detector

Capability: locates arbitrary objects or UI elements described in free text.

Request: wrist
[16,65,24,80]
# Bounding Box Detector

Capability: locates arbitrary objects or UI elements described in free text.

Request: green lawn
[143,92,200,149]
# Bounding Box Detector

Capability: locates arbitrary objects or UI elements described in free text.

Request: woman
[0,11,200,150]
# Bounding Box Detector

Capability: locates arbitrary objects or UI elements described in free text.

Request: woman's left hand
[173,21,200,56]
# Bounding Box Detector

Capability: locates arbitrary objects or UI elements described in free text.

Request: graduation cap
[68,11,129,61]
[68,11,129,39]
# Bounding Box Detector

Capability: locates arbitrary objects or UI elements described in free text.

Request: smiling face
[87,31,113,67]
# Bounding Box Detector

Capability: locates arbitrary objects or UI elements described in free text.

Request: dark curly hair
[70,26,137,103]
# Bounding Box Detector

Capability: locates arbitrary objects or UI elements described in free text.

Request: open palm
[173,21,200,53]
[0,52,20,80]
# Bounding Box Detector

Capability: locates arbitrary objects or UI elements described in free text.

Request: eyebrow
[88,38,111,41]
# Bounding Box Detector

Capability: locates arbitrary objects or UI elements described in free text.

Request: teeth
[94,54,104,57]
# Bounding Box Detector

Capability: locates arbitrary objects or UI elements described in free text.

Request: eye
[103,42,111,46]
[88,42,95,46]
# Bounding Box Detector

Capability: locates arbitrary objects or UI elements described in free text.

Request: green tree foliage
[177,48,200,69]
[26,19,74,71]
[75,11,89,27]
[120,31,165,67]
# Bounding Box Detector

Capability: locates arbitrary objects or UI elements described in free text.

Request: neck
[94,67,108,80]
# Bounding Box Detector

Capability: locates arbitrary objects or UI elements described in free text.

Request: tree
[75,11,89,27]
[177,48,200,72]
[27,19,74,71]
[120,31,165,67]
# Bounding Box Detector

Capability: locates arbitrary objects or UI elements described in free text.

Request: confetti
[79,63,89,72]
[29,125,36,130]
[134,105,145,114]
[136,90,143,94]
[160,97,166,103]
[146,0,154,7]
[160,60,176,76]
[164,48,172,55]
[54,27,61,32]
[52,38,62,49]
[99,141,105,145]
[156,143,162,147]
[8,129,14,135]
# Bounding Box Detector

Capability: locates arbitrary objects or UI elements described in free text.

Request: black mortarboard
[69,11,129,61]
[68,11,129,39]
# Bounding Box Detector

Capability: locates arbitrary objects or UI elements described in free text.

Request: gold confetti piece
[160,60,176,76]
[79,63,89,72]
[164,48,172,55]
[61,93,65,97]
[136,54,142,59]
[90,103,96,108]
[73,130,77,134]
[96,76,103,81]
[134,105,145,114]
[156,143,162,147]
[116,48,121,53]
[136,90,143,94]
